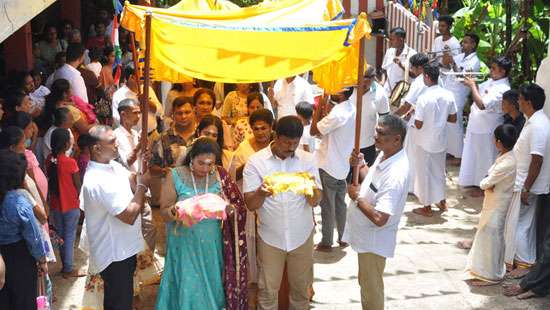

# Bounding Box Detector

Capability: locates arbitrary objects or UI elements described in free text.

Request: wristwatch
[522,186,530,193]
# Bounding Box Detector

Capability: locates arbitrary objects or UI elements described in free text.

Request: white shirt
[114,126,140,172]
[414,85,457,153]
[112,85,163,133]
[382,44,417,93]
[403,75,426,106]
[442,52,481,106]
[29,85,50,114]
[80,160,144,274]
[86,62,102,78]
[315,99,356,180]
[299,124,316,152]
[432,36,461,65]
[513,110,550,194]
[466,78,510,134]
[273,76,314,119]
[349,82,390,148]
[342,149,410,258]
[46,64,89,103]
[243,146,321,251]
[42,126,74,161]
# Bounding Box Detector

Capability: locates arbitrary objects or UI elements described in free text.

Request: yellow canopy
[121,0,370,93]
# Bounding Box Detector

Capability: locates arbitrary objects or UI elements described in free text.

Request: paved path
[52,164,550,309]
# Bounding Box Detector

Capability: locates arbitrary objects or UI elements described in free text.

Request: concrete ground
[52,163,550,309]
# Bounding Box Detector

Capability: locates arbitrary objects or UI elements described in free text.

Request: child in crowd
[29,70,51,115]
[76,133,94,181]
[501,89,526,134]
[86,48,102,78]
[43,107,75,161]
[295,101,316,152]
[47,128,82,278]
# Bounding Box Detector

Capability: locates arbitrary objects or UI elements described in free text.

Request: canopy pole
[129,32,142,97]
[352,36,366,186]
[140,12,152,174]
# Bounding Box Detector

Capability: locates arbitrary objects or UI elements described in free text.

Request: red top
[47,154,80,213]
[86,36,107,50]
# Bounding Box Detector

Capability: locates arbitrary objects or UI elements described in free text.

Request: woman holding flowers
[157,137,248,310]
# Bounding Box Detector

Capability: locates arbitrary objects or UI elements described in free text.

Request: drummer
[381,27,417,96]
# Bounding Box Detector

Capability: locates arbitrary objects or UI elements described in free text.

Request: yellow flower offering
[264,172,316,196]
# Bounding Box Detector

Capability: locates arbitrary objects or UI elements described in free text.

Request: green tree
[452,0,549,85]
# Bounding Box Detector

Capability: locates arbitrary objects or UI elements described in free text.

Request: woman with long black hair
[0,148,47,310]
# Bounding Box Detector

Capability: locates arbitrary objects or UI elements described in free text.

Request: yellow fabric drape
[122,0,370,93]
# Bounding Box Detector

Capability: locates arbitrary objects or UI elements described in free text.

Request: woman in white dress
[228,108,274,285]
[465,124,518,286]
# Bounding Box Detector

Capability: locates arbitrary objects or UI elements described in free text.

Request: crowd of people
[0,9,549,310]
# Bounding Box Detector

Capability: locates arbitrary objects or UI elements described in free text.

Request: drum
[389,80,410,107]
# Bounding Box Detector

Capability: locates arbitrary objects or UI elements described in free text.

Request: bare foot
[468,188,484,198]
[413,206,433,217]
[506,267,530,279]
[314,244,332,252]
[503,284,524,297]
[448,158,461,166]
[62,269,87,279]
[517,290,537,300]
[338,241,349,248]
[457,240,473,250]
[436,200,448,212]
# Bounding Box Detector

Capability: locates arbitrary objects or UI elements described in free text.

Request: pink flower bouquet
[175,193,228,227]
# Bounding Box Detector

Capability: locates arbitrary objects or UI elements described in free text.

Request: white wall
[0,0,57,43]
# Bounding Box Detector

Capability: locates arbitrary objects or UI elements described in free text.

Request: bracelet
[137,183,148,191]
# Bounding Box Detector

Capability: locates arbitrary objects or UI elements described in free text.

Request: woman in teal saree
[157,137,248,310]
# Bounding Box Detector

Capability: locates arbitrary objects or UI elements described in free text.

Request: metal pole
[352,35,366,186]
[140,12,152,173]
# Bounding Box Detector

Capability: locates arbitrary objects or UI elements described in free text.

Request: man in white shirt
[295,101,316,153]
[441,33,481,161]
[243,116,322,310]
[381,27,417,96]
[394,53,429,193]
[311,88,355,251]
[80,125,149,310]
[114,98,141,172]
[344,114,410,310]
[112,67,163,136]
[504,84,550,278]
[431,15,461,66]
[459,56,512,197]
[113,98,158,251]
[46,43,88,103]
[410,64,458,217]
[348,65,390,169]
[270,75,314,119]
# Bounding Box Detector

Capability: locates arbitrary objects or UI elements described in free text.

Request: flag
[113,0,123,15]
[111,15,122,85]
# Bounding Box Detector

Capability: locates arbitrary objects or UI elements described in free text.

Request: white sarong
[465,188,512,281]
[504,192,537,266]
[459,132,498,187]
[413,146,446,206]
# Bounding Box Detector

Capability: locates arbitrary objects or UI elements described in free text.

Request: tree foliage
[452,0,549,85]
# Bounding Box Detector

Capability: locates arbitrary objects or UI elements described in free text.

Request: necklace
[190,168,209,195]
